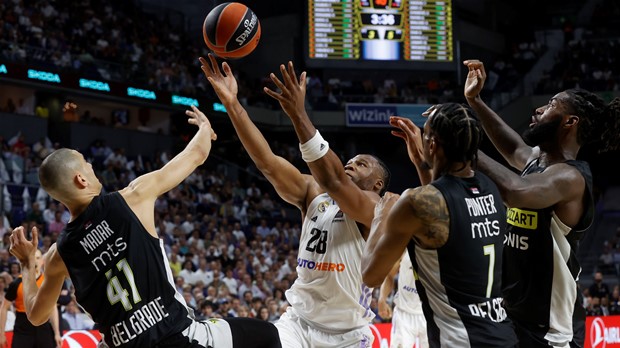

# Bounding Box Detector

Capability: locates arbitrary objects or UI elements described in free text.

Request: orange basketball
[203,2,261,59]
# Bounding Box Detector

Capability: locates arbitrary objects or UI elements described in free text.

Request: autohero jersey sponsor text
[464,194,501,239]
[504,207,537,251]
[297,258,345,272]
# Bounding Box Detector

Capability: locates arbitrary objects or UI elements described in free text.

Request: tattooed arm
[362,185,449,287]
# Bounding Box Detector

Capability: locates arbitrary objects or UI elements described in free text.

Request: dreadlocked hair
[428,103,483,170]
[564,89,620,153]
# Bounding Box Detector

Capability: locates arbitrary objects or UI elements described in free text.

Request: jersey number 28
[306,228,328,254]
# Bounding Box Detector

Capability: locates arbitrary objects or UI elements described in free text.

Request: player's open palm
[463,59,487,99]
[200,53,238,105]
[264,61,307,120]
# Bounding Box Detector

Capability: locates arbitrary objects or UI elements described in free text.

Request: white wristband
[300,130,329,162]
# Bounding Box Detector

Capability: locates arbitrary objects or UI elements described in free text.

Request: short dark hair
[370,155,391,196]
[38,148,79,194]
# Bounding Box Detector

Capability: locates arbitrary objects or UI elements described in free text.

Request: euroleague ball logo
[592,317,607,348]
[61,330,101,348]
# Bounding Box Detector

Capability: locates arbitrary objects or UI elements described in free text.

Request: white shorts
[275,307,374,348]
[390,308,428,348]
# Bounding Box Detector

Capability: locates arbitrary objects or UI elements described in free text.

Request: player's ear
[565,115,579,127]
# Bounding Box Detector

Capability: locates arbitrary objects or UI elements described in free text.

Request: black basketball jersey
[56,192,193,348]
[408,173,517,348]
[502,159,593,343]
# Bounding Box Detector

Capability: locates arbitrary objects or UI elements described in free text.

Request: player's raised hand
[9,226,39,267]
[200,53,238,105]
[185,105,217,141]
[264,61,307,120]
[390,116,424,166]
[463,59,487,99]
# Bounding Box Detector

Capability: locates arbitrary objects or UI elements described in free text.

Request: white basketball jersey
[394,250,423,315]
[285,193,375,331]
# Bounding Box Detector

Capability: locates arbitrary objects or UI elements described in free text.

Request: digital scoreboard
[305,0,455,70]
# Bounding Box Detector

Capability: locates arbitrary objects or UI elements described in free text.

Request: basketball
[203,2,261,59]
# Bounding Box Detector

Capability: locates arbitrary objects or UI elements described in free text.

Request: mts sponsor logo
[588,316,620,348]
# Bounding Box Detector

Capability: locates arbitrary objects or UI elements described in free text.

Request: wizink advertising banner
[345,103,431,128]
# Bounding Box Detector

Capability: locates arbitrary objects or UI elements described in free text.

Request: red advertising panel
[371,323,392,348]
[6,330,102,348]
[586,316,620,348]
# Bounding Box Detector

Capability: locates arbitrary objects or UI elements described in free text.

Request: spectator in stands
[47,211,65,235]
[0,215,11,242]
[610,286,620,315]
[589,271,611,300]
[62,299,94,330]
[0,250,11,274]
[599,243,616,275]
[586,297,604,316]
[3,98,16,113]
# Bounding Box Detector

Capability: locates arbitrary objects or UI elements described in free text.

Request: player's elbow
[27,312,48,326]
[361,263,383,288]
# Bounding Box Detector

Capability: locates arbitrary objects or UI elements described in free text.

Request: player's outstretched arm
[265,61,379,228]
[200,54,317,210]
[124,105,217,203]
[477,151,585,209]
[9,227,67,326]
[363,186,448,287]
[463,59,533,170]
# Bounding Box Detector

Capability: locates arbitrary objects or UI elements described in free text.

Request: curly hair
[564,89,620,153]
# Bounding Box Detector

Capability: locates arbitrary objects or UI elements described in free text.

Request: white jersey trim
[545,212,577,345]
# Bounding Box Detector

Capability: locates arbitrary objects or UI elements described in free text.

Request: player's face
[523,93,569,146]
[344,155,381,192]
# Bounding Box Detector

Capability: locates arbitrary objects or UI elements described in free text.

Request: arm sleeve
[5,278,22,302]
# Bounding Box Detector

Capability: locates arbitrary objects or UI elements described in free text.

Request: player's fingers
[199,57,213,76]
[269,73,287,94]
[288,61,300,86]
[391,130,407,140]
[208,54,222,76]
[279,64,295,88]
[222,62,232,77]
[264,87,284,101]
[32,226,39,246]
[299,71,307,89]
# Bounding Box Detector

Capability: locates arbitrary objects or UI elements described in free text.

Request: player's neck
[66,191,100,222]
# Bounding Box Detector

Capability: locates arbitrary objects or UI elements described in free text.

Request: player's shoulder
[403,185,442,203]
